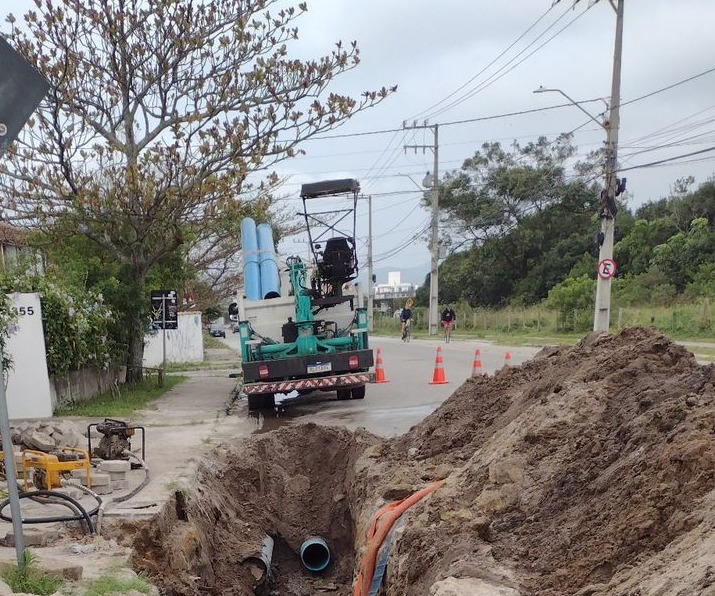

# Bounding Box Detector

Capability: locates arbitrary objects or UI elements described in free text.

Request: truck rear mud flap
[242,372,375,395]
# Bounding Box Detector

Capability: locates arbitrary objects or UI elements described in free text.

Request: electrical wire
[617,146,715,173]
[427,5,593,120]
[409,3,558,121]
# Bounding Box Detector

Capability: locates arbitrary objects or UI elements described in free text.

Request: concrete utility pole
[593,0,624,332]
[367,195,374,331]
[404,121,440,335]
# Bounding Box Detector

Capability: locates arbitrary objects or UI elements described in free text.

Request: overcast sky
[4,0,715,285]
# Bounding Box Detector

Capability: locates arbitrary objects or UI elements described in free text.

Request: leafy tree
[613,218,676,277]
[436,134,578,250]
[650,217,715,292]
[612,270,677,306]
[541,274,594,315]
[0,0,394,381]
[434,136,613,306]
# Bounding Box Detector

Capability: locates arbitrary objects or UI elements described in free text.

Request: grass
[81,572,153,595]
[2,550,63,595]
[203,331,230,349]
[54,375,187,417]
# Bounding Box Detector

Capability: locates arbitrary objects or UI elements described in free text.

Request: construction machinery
[232,178,374,410]
[21,447,91,490]
[87,418,146,468]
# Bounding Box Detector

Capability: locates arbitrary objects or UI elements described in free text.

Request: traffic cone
[429,346,449,385]
[505,352,512,367]
[374,348,389,383]
[471,348,483,377]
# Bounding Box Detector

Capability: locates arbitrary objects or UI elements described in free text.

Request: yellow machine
[21,447,91,491]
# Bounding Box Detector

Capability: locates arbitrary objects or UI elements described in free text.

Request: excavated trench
[131,423,378,595]
[130,328,715,595]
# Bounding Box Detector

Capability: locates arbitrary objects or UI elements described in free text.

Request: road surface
[221,331,542,437]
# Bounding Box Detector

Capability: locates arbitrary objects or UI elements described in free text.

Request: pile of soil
[132,327,715,595]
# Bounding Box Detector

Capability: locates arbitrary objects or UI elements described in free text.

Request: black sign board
[0,37,50,155]
[150,290,178,330]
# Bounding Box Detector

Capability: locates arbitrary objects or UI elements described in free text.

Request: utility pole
[404,121,439,335]
[367,195,374,331]
[593,0,624,332]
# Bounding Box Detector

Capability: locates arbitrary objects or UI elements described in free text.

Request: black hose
[28,493,84,520]
[0,490,99,534]
[110,452,150,503]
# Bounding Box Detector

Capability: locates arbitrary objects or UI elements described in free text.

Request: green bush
[542,274,595,314]
[0,273,118,376]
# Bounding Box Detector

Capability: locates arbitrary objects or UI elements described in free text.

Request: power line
[617,145,715,173]
[410,3,559,121]
[427,5,593,120]
[620,66,715,109]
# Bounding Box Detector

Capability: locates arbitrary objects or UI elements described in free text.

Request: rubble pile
[6,420,87,453]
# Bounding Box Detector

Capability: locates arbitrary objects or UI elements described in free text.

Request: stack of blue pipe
[241,217,281,300]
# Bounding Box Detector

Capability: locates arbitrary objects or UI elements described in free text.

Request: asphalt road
[221,331,542,438]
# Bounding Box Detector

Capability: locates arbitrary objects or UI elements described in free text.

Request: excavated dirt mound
[132,328,715,595]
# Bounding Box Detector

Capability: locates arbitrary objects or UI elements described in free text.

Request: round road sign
[598,258,617,280]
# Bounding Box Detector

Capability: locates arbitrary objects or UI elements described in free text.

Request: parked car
[209,322,226,338]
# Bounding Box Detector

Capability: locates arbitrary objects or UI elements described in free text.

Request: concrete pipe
[300,536,331,572]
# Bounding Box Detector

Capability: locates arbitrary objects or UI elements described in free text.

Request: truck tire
[336,388,351,401]
[351,385,366,400]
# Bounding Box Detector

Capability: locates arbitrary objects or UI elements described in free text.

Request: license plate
[307,362,331,374]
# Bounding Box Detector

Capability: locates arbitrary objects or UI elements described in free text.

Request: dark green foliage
[431,135,715,310]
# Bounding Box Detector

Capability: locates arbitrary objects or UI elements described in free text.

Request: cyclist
[400,299,414,340]
[441,304,456,343]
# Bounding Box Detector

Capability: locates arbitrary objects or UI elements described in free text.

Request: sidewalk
[104,368,255,514]
[0,368,255,587]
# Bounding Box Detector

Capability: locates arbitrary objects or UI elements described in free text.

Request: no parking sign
[598,258,617,280]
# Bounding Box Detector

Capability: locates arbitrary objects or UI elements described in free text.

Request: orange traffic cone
[505,351,512,367]
[429,346,449,385]
[471,348,483,377]
[374,348,389,383]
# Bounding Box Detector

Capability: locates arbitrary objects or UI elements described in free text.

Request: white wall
[143,311,204,367]
[5,293,53,419]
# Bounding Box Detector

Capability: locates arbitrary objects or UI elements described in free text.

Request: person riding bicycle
[400,299,414,340]
[441,305,456,340]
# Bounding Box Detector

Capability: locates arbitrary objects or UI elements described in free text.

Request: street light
[533,87,606,130]
[399,171,439,335]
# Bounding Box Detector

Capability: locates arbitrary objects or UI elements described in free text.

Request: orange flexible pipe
[353,479,445,596]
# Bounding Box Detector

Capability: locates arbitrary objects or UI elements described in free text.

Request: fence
[372,300,715,337]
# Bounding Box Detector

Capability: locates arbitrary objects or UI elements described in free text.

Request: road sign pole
[162,324,167,383]
[0,360,26,566]
[0,37,51,568]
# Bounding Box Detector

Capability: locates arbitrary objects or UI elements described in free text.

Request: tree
[650,217,715,292]
[0,0,395,382]
[435,134,578,250]
[433,135,607,306]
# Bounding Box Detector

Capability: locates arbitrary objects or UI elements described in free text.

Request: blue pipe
[257,223,281,299]
[241,218,261,300]
[300,536,331,572]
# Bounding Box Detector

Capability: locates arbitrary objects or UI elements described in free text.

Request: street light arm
[533,87,606,130]
[396,173,426,191]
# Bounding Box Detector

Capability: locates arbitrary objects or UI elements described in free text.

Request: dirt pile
[132,328,715,595]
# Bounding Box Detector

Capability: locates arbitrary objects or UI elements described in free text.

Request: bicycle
[401,320,411,342]
[442,321,453,343]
